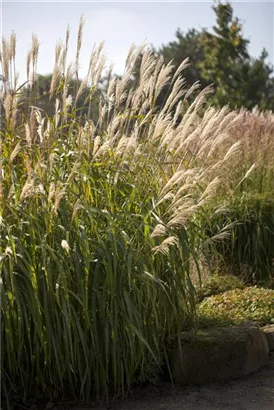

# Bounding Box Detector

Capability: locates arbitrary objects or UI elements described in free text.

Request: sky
[1,1,274,81]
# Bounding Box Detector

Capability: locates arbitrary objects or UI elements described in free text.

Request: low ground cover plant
[198,287,274,327]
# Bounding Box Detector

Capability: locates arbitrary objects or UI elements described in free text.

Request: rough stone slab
[261,325,274,351]
[171,323,269,384]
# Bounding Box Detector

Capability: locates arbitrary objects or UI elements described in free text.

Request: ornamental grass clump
[1,21,244,405]
[196,108,274,286]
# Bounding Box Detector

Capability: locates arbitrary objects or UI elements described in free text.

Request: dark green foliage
[149,1,274,110]
[199,2,274,109]
[201,194,274,286]
[157,29,209,89]
[18,73,101,122]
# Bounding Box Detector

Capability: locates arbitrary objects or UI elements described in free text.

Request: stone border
[170,322,270,384]
[261,324,274,351]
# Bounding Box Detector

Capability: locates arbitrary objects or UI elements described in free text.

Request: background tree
[18,73,102,123]
[199,1,274,109]
[157,28,210,89]
[135,0,274,111]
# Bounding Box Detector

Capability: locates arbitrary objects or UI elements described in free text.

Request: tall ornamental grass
[1,22,244,404]
[199,110,274,285]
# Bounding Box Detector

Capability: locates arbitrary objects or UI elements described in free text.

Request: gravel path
[56,353,274,410]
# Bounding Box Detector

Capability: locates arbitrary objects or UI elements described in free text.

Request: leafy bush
[198,287,274,327]
[197,274,244,301]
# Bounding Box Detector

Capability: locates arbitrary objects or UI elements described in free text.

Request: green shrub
[197,273,244,301]
[198,287,274,327]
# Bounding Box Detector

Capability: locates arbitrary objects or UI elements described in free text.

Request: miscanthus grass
[199,108,274,285]
[0,21,247,405]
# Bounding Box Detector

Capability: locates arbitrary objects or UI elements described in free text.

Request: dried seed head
[9,141,21,164]
[75,14,85,72]
[150,224,167,238]
[61,239,70,254]
[152,236,179,256]
[9,31,16,61]
[1,38,10,81]
[19,178,35,202]
[54,188,66,214]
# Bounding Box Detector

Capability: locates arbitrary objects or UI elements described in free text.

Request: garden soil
[54,353,274,410]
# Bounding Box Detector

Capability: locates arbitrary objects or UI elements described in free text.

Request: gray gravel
[56,353,274,410]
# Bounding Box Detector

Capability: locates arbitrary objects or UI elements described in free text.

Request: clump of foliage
[198,287,274,327]
[1,19,247,407]
[197,108,274,287]
[197,274,244,301]
[200,193,274,286]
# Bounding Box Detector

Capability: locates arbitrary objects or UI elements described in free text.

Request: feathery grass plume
[92,135,101,156]
[93,140,110,159]
[9,31,16,61]
[50,40,63,98]
[236,163,256,189]
[62,24,70,71]
[94,52,106,87]
[87,41,104,83]
[106,75,117,102]
[19,177,35,202]
[72,198,84,220]
[61,239,70,254]
[158,169,189,198]
[26,49,32,85]
[48,182,55,203]
[184,80,201,101]
[162,76,186,114]
[8,141,21,164]
[35,108,46,144]
[154,61,174,100]
[75,76,88,103]
[75,14,85,76]
[1,38,10,84]
[125,43,137,71]
[54,186,66,214]
[199,176,220,201]
[2,91,12,121]
[27,33,40,89]
[62,62,75,114]
[49,153,55,173]
[150,223,167,238]
[152,236,179,256]
[115,71,131,104]
[172,57,190,81]
[222,140,242,162]
[139,49,156,80]
[9,31,17,88]
[125,42,147,74]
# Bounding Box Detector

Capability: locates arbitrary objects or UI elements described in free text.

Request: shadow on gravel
[53,353,274,410]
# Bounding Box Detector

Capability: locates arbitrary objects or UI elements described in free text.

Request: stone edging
[170,322,270,384]
[261,324,274,351]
